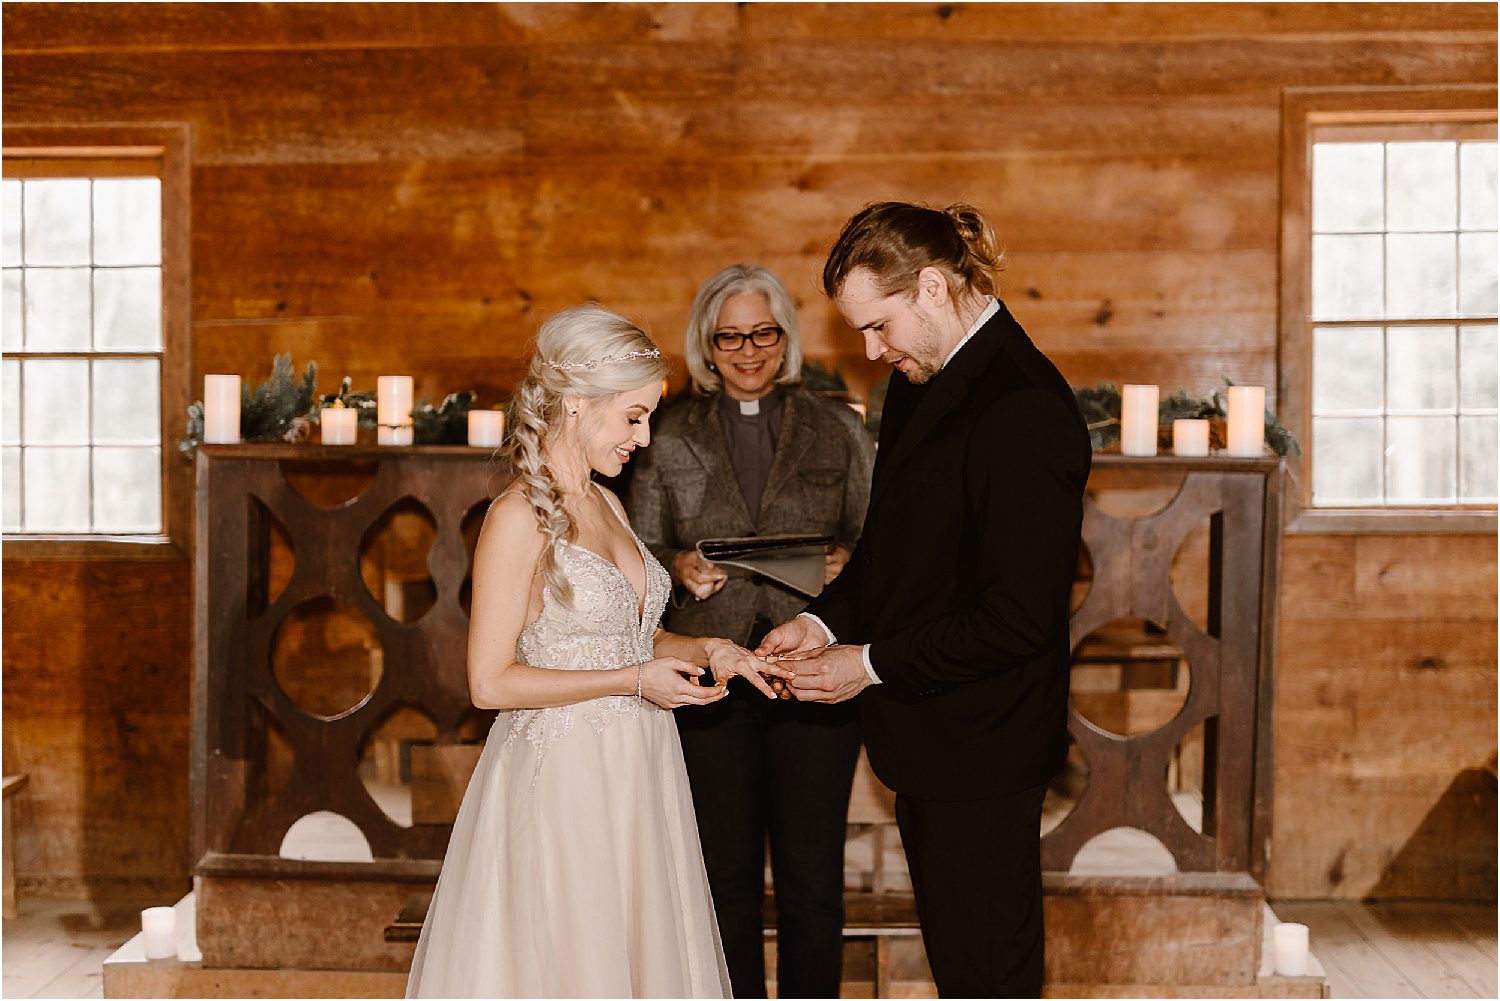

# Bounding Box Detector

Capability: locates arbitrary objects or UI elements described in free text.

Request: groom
[757,201,1091,997]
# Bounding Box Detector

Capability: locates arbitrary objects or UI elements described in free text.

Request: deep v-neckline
[565,481,649,629]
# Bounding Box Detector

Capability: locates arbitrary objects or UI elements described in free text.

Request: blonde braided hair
[501,304,666,605]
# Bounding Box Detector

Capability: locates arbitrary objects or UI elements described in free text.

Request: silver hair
[683,264,804,395]
[503,304,666,605]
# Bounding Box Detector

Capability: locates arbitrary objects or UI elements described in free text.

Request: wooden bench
[4,774,29,918]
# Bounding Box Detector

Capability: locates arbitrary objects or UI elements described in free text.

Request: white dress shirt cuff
[795,613,881,685]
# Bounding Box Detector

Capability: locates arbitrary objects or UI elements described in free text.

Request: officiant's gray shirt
[716,386,785,524]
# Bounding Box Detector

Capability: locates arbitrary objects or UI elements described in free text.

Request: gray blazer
[625,385,875,647]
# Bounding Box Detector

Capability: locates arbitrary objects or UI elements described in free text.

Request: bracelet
[636,662,645,701]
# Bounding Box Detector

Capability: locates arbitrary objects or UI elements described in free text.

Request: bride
[406,305,791,998]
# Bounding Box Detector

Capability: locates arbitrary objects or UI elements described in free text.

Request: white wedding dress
[406,486,732,998]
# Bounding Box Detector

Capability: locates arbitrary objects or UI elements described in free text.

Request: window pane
[1387,142,1457,233]
[2,180,20,267]
[2,446,19,532]
[22,358,89,445]
[92,358,159,445]
[1460,415,1498,501]
[94,267,162,351]
[1313,325,1383,413]
[23,179,91,266]
[1313,143,1384,233]
[1460,142,1498,231]
[1458,232,1497,317]
[93,178,161,267]
[1313,234,1383,320]
[1386,233,1456,318]
[24,267,91,350]
[2,268,20,351]
[1460,325,1498,411]
[1386,415,1457,503]
[23,445,90,531]
[1313,417,1382,504]
[92,446,160,533]
[1387,325,1456,411]
[2,359,18,446]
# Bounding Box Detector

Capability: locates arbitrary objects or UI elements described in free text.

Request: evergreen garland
[179,354,319,454]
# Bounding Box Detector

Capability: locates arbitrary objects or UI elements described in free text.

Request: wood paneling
[1,1,1493,898]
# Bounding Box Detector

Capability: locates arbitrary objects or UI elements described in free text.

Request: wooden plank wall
[2,2,1494,899]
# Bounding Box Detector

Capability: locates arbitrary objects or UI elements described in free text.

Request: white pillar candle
[203,375,241,444]
[1272,922,1309,976]
[320,406,358,445]
[468,409,505,448]
[1173,418,1210,457]
[377,376,414,445]
[1226,385,1267,457]
[141,905,176,960]
[1120,384,1159,456]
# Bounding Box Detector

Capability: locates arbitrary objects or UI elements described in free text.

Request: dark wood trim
[3,122,194,555]
[1277,86,1498,536]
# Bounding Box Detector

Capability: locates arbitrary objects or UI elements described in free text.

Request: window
[3,173,164,532]
[3,126,189,552]
[1281,88,1498,532]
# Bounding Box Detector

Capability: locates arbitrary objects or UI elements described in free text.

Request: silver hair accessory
[546,348,661,372]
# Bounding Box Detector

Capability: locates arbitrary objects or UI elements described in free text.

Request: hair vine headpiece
[545,347,661,372]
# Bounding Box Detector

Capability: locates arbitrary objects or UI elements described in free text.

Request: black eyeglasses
[711,325,784,352]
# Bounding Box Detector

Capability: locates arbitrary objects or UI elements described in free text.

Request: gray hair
[683,264,804,394]
[503,304,666,605]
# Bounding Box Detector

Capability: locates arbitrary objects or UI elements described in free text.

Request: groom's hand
[754,615,830,661]
[786,645,871,704]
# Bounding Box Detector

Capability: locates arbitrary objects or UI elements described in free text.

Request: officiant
[625,264,874,1000]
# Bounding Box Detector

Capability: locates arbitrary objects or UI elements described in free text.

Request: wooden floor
[2,898,150,1000]
[1271,901,1497,999]
[4,893,1494,998]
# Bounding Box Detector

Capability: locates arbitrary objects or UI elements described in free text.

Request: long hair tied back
[502,304,666,605]
[821,201,1005,301]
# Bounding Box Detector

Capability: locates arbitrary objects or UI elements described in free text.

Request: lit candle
[1120,384,1159,456]
[1173,418,1210,457]
[376,376,414,446]
[1226,385,1266,457]
[141,905,176,960]
[1272,922,1309,976]
[321,406,358,445]
[468,409,504,448]
[203,375,241,444]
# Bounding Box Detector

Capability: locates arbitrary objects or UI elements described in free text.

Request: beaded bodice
[501,485,672,780]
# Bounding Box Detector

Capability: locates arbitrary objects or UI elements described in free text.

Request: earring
[569,409,578,416]
[706,362,718,374]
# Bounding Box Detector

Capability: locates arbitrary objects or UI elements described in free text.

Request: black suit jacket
[804,301,1091,801]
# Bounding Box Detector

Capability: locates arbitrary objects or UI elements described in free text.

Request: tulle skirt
[405,701,732,998]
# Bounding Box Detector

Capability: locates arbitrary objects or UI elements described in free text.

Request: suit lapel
[871,305,1016,499]
[759,390,815,516]
[682,395,755,530]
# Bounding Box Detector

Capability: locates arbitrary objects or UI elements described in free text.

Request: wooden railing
[193,448,1280,883]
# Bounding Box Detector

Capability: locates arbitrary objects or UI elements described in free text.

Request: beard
[891,309,948,384]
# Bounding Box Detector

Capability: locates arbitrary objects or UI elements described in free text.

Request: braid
[502,375,576,605]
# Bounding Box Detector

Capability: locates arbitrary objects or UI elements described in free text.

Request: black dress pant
[894,782,1049,999]
[676,683,860,999]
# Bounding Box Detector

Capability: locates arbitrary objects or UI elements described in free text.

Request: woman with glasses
[625,264,875,999]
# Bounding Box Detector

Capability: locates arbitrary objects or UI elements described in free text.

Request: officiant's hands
[673,551,728,601]
[824,544,851,585]
[783,645,871,704]
[705,639,796,700]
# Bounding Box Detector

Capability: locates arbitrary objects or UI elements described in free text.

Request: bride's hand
[705,640,796,700]
[638,656,727,710]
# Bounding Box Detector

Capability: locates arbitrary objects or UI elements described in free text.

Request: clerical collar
[720,385,782,418]
[941,296,999,371]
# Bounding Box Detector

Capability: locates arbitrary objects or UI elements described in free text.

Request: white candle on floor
[1120,384,1159,456]
[468,409,504,448]
[321,406,358,445]
[1226,385,1266,457]
[141,906,176,960]
[1273,921,1309,976]
[203,375,241,444]
[1173,418,1210,457]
